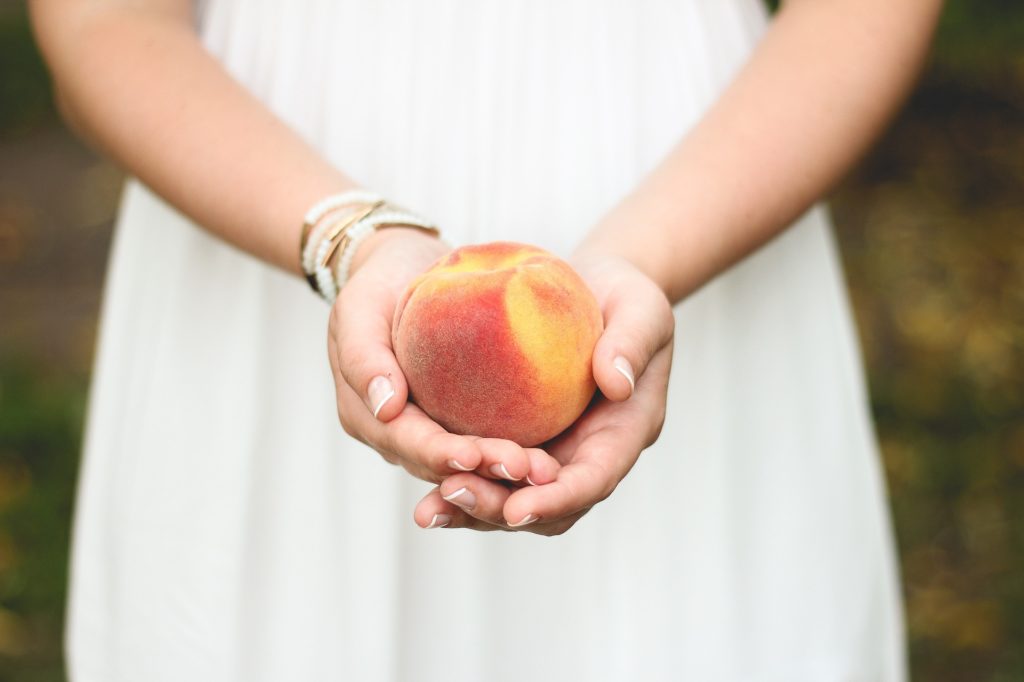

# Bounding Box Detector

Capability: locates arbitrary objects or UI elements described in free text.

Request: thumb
[330,277,409,422]
[590,279,674,402]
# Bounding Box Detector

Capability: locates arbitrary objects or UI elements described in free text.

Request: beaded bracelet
[299,190,440,303]
[300,189,382,274]
[334,210,439,293]
[311,201,385,301]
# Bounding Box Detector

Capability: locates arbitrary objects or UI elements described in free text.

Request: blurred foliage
[831,76,1024,679]
[0,363,81,682]
[0,0,1023,681]
[933,0,1024,72]
[0,5,56,139]
[832,5,1024,680]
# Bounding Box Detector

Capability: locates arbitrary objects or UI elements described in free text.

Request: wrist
[297,190,442,301]
[576,203,699,304]
[573,225,670,295]
[349,226,448,280]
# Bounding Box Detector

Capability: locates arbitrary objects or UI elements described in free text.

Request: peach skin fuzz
[392,242,604,447]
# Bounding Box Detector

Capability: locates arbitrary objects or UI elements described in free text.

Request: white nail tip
[525,475,537,486]
[442,487,469,503]
[448,460,474,472]
[613,356,635,394]
[509,513,538,528]
[491,463,518,481]
[426,513,451,529]
[371,388,395,418]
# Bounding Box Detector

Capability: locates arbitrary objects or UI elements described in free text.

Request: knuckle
[377,423,397,455]
[587,477,617,506]
[337,410,361,441]
[339,345,373,388]
[538,521,572,537]
[420,433,446,470]
[653,289,673,318]
[585,459,617,503]
[651,407,667,441]
[336,403,351,428]
[340,418,358,440]
[657,298,675,340]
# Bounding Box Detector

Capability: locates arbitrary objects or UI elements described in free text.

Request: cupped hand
[328,228,477,482]
[327,228,552,485]
[412,255,675,533]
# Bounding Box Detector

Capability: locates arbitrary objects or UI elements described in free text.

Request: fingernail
[525,475,537,486]
[509,513,538,528]
[442,487,477,511]
[613,356,635,395]
[448,459,474,472]
[489,463,519,481]
[368,376,395,419]
[426,513,452,529]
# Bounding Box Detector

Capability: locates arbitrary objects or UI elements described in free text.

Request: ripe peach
[392,242,603,447]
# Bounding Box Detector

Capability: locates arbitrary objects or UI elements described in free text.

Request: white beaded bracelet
[300,189,382,274]
[315,259,339,302]
[332,221,379,296]
[309,202,384,301]
[333,210,438,294]
[299,189,439,303]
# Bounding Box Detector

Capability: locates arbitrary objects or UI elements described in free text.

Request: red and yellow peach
[393,242,603,446]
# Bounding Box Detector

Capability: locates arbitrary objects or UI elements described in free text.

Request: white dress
[66,1,906,680]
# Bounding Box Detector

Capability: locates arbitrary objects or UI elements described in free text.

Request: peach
[392,242,603,447]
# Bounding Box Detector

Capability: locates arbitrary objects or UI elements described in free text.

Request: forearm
[31,0,353,275]
[576,0,943,303]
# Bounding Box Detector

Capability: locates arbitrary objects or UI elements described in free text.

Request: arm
[416,0,943,534]
[578,0,944,302]
[30,0,353,273]
[31,0,493,484]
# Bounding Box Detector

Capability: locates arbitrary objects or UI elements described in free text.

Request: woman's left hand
[412,255,675,534]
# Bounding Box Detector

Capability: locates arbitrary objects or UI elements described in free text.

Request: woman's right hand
[327,228,475,482]
[327,228,553,486]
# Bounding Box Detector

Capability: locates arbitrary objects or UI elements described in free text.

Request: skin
[32,0,944,536]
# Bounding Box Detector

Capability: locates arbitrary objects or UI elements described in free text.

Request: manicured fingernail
[426,513,451,529]
[509,513,538,528]
[442,487,477,511]
[448,459,474,472]
[613,356,635,395]
[368,376,395,419]
[525,475,537,486]
[489,463,519,481]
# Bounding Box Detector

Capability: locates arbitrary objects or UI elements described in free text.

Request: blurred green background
[1,2,1022,680]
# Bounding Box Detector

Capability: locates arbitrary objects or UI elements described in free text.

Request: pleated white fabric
[66,1,907,680]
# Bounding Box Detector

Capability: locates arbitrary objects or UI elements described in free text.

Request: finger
[512,509,590,536]
[413,485,591,535]
[507,345,672,521]
[381,405,486,476]
[524,447,561,486]
[330,276,408,422]
[591,278,674,402]
[438,473,515,527]
[474,438,531,483]
[503,424,642,525]
[413,485,509,532]
[335,376,482,480]
[413,487,457,529]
